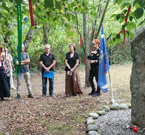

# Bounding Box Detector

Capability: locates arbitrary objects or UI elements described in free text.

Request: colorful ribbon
[29,0,34,26]
[118,5,131,45]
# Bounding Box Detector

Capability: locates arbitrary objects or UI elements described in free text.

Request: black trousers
[89,68,100,94]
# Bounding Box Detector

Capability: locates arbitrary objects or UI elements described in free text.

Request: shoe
[16,94,21,99]
[8,97,11,100]
[11,86,16,90]
[41,95,46,98]
[28,94,33,98]
[88,92,92,95]
[92,92,101,97]
[50,94,55,97]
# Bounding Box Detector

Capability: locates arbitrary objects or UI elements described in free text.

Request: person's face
[4,48,8,54]
[45,45,50,53]
[22,47,25,52]
[69,45,74,52]
[92,41,99,49]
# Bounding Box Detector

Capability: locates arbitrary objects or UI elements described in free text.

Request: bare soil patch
[0,63,132,135]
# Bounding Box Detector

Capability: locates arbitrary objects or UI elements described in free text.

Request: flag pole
[98,26,126,104]
[99,70,126,104]
[108,70,114,104]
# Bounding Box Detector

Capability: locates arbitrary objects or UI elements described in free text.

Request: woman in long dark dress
[0,61,10,100]
[65,43,82,96]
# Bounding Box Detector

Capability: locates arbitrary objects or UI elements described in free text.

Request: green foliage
[109,0,145,45]
[134,8,144,19]
[44,0,54,10]
[108,39,132,64]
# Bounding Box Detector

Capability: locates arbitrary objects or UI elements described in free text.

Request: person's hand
[70,68,74,73]
[16,61,19,65]
[45,67,50,72]
[90,60,97,64]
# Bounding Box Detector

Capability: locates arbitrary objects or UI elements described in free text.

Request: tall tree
[83,0,90,87]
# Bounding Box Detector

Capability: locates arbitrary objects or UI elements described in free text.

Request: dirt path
[0,63,132,135]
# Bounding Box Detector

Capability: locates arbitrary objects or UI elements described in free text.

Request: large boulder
[130,25,145,127]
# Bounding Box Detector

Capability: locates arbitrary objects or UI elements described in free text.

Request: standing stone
[130,25,145,127]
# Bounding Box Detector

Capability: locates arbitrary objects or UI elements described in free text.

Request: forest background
[0,0,145,134]
[0,0,144,73]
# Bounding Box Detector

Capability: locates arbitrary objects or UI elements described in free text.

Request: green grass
[0,132,5,135]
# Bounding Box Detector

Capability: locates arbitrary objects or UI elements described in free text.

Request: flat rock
[87,119,95,125]
[89,113,99,119]
[110,103,120,110]
[87,124,98,132]
[86,117,93,122]
[97,110,106,116]
[100,105,110,112]
[119,103,128,109]
[88,131,100,135]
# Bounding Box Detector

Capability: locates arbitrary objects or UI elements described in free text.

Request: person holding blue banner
[40,44,56,98]
[88,39,101,97]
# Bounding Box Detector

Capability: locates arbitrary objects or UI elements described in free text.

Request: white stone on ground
[89,113,99,119]
[100,105,110,112]
[86,117,93,122]
[87,124,98,132]
[87,119,95,125]
[97,110,106,116]
[88,131,100,135]
[110,103,120,110]
[119,103,128,109]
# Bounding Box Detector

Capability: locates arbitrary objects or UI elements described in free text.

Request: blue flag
[98,26,110,93]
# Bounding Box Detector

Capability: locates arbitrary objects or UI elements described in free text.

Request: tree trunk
[23,27,35,52]
[43,23,48,45]
[95,0,110,38]
[83,0,90,87]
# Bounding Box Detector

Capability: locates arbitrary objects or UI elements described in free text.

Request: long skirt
[0,66,10,99]
[65,68,82,96]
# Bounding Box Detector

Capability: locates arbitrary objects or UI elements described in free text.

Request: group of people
[0,48,16,100]
[0,38,101,101]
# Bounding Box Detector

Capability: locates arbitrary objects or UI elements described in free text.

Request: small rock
[110,103,120,110]
[87,124,98,132]
[86,117,93,122]
[87,119,95,125]
[100,105,110,112]
[88,131,100,135]
[119,103,128,109]
[89,113,99,119]
[97,110,106,116]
